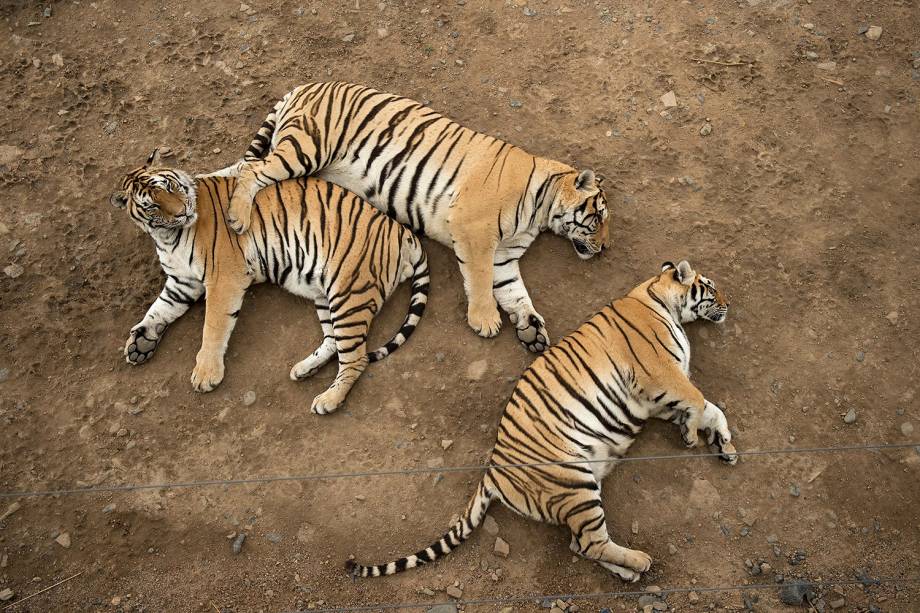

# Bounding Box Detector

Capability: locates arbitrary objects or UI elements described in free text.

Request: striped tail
[242,96,286,161]
[345,479,493,578]
[367,247,430,363]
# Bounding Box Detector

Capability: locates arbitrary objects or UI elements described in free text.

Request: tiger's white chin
[572,240,598,260]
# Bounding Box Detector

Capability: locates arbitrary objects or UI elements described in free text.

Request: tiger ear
[145,147,163,167]
[676,260,695,285]
[151,187,186,216]
[661,261,676,272]
[110,190,128,209]
[574,169,596,192]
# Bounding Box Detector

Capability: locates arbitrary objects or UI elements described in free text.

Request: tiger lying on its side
[209,82,609,353]
[346,261,737,581]
[110,149,429,414]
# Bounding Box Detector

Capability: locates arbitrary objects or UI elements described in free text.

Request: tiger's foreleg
[290,299,337,380]
[310,302,373,415]
[227,136,318,235]
[702,401,738,464]
[650,376,707,448]
[491,253,548,352]
[190,279,248,393]
[125,276,204,365]
[453,231,501,338]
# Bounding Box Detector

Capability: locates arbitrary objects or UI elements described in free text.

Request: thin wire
[302,576,920,613]
[0,441,917,500]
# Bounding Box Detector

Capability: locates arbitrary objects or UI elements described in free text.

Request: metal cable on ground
[0,441,917,499]
[300,576,920,613]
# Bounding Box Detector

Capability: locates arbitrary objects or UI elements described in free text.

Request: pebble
[886,311,899,324]
[0,589,13,602]
[483,514,499,535]
[231,532,246,554]
[494,536,510,557]
[829,596,846,609]
[779,581,814,606]
[901,422,914,437]
[789,484,800,497]
[341,33,356,43]
[466,359,488,380]
[668,543,678,555]
[816,61,837,71]
[376,27,389,38]
[55,532,72,548]
[446,585,463,599]
[865,25,882,40]
[660,90,678,108]
[688,591,699,603]
[102,503,116,514]
[843,407,857,424]
[509,100,523,108]
[631,519,639,534]
[111,596,122,606]
[805,51,819,60]
[243,390,257,406]
[0,502,21,522]
[441,439,453,450]
[855,351,865,362]
[523,7,537,16]
[265,532,283,543]
[51,53,63,67]
[803,23,815,30]
[699,122,712,136]
[0,554,7,568]
[4,264,24,278]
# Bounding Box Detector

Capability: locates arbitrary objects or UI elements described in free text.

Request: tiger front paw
[509,311,549,353]
[467,302,502,338]
[226,191,253,235]
[124,323,165,365]
[190,353,225,392]
[707,427,739,465]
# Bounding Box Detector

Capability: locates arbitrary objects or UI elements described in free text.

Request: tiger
[345,260,738,581]
[110,148,430,415]
[209,81,610,353]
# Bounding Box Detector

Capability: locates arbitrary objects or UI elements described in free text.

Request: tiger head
[549,169,610,260]
[659,260,729,324]
[109,148,197,232]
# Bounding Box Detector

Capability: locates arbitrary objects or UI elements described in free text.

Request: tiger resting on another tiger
[110,149,429,414]
[346,261,737,581]
[210,81,610,353]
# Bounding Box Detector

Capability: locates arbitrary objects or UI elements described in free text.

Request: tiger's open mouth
[572,239,599,260]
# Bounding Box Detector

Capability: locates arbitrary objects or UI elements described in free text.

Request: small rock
[509,100,523,108]
[660,90,678,108]
[523,7,537,16]
[843,408,857,424]
[631,519,639,534]
[789,484,800,497]
[0,502,21,522]
[103,120,118,135]
[688,591,699,603]
[111,596,122,606]
[466,359,488,380]
[231,532,246,554]
[265,532,283,543]
[128,405,144,416]
[700,122,712,136]
[355,495,366,501]
[494,536,510,557]
[668,543,678,554]
[102,504,116,514]
[55,532,71,548]
[901,422,914,437]
[829,596,846,609]
[805,51,819,60]
[43,6,52,17]
[376,27,389,38]
[0,554,7,568]
[446,585,463,599]
[816,62,837,71]
[243,390,257,406]
[483,514,499,535]
[51,53,63,67]
[420,588,436,596]
[0,588,12,602]
[855,351,865,362]
[341,33,356,43]
[212,148,221,154]
[239,2,250,11]
[803,23,815,30]
[4,264,24,279]
[886,311,899,325]
[441,439,453,450]
[779,581,815,606]
[550,608,563,613]
[865,25,882,41]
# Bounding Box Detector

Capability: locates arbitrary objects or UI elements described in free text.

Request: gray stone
[4,264,24,279]
[445,585,462,598]
[660,90,677,107]
[242,390,256,406]
[231,532,246,554]
[523,7,537,16]
[265,532,283,543]
[843,407,857,424]
[0,589,14,602]
[493,536,510,557]
[509,100,523,108]
[789,484,800,497]
[865,25,882,40]
[901,422,914,437]
[700,122,712,136]
[779,581,815,606]
[482,514,499,535]
[341,33,356,43]
[55,532,71,548]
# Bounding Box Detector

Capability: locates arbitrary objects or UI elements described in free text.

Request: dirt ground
[1,0,919,611]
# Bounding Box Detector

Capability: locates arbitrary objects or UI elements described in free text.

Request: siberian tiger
[110,149,430,414]
[211,82,609,353]
[346,261,737,581]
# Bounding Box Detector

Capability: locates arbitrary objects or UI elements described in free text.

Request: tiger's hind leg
[290,300,336,381]
[227,134,320,235]
[310,301,374,415]
[563,490,652,582]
